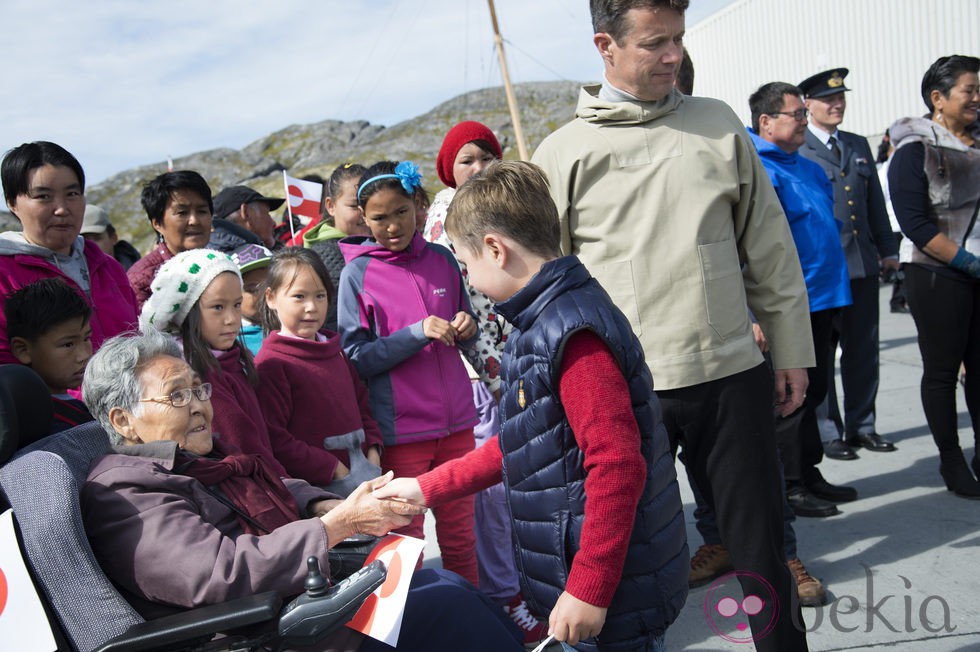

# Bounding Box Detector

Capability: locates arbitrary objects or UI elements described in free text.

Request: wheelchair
[0,364,381,652]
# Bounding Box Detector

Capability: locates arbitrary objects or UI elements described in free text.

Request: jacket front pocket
[698,240,748,340]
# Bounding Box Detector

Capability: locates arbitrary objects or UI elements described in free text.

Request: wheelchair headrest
[0,364,54,465]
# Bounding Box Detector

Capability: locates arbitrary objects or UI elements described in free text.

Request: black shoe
[891,304,910,314]
[845,432,896,452]
[787,490,841,517]
[823,438,859,460]
[807,477,859,503]
[939,459,980,499]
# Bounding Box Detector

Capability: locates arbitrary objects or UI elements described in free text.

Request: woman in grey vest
[888,54,980,498]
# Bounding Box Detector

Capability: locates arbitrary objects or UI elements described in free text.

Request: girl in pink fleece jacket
[336,161,480,586]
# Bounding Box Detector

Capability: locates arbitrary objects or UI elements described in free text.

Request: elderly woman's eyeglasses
[139,383,213,408]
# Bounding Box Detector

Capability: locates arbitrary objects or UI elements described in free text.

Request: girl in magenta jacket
[337,161,480,586]
[254,248,384,496]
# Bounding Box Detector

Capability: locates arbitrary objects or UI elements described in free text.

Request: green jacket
[532,86,814,390]
[302,221,345,247]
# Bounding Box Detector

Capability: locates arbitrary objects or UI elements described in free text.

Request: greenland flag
[346,533,426,647]
[0,510,57,651]
[283,172,323,228]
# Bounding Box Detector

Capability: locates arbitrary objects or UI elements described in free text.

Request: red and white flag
[0,510,57,651]
[346,533,426,647]
[283,172,323,227]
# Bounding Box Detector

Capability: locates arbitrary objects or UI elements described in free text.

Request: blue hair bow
[394,161,423,193]
[357,161,423,200]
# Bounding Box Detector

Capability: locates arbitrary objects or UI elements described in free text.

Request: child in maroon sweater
[140,249,289,478]
[375,161,686,651]
[255,248,383,496]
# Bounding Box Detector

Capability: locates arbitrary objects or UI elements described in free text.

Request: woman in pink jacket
[0,141,137,367]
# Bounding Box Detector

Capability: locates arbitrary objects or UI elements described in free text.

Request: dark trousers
[358,569,522,652]
[799,309,837,487]
[660,363,807,651]
[905,265,980,455]
[687,453,798,560]
[890,233,908,308]
[829,276,880,437]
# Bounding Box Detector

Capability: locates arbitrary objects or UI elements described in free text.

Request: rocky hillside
[86,80,586,252]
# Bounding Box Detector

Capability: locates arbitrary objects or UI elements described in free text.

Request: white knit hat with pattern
[139,248,241,334]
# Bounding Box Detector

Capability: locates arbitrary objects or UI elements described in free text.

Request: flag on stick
[283,172,323,227]
[346,533,426,647]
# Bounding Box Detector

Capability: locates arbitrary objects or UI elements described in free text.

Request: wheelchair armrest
[93,591,282,652]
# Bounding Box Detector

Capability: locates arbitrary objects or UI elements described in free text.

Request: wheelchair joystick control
[279,559,388,645]
[304,556,329,597]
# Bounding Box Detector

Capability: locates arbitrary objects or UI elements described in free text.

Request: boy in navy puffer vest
[376,161,687,651]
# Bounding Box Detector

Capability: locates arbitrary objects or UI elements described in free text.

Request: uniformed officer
[798,68,898,467]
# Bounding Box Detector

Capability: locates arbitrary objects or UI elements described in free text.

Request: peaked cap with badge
[799,68,851,98]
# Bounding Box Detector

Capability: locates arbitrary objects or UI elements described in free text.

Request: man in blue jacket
[748,82,859,518]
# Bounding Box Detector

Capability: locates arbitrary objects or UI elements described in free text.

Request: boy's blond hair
[446,161,561,259]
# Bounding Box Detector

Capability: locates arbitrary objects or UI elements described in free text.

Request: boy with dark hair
[4,277,95,432]
[376,161,687,651]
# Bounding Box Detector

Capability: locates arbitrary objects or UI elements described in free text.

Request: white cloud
[4,0,735,183]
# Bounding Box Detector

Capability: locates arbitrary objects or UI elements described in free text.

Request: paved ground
[423,285,980,651]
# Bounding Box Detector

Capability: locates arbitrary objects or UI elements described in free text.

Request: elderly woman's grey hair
[82,330,182,445]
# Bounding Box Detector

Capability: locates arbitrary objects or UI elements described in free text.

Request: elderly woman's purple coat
[81,439,363,651]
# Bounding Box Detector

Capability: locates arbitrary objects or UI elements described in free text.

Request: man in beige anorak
[531,1,814,649]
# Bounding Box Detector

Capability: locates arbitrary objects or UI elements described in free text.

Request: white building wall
[685,0,979,140]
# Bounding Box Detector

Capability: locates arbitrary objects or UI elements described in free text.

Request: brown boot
[689,544,734,588]
[787,558,827,607]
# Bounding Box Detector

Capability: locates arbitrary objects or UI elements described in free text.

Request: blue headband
[357,161,423,201]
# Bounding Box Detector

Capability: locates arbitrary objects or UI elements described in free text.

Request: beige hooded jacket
[532,86,814,390]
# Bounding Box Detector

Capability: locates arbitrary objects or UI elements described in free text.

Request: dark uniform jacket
[800,129,898,279]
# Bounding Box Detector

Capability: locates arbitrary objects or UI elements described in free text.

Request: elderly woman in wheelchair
[77,330,523,651]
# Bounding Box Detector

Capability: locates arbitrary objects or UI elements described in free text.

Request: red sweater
[206,346,288,478]
[418,331,646,608]
[254,331,384,485]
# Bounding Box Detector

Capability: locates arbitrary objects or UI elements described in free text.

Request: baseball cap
[81,205,112,234]
[213,186,285,220]
[230,243,273,274]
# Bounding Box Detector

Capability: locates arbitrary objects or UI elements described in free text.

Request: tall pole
[487,0,529,160]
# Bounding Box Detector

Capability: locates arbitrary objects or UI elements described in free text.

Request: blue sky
[1,0,732,184]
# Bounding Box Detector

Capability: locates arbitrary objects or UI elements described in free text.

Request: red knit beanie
[436,121,503,188]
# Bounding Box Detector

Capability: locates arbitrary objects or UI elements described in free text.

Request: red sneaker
[502,594,549,647]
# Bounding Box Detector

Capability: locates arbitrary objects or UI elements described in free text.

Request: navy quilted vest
[495,256,688,648]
